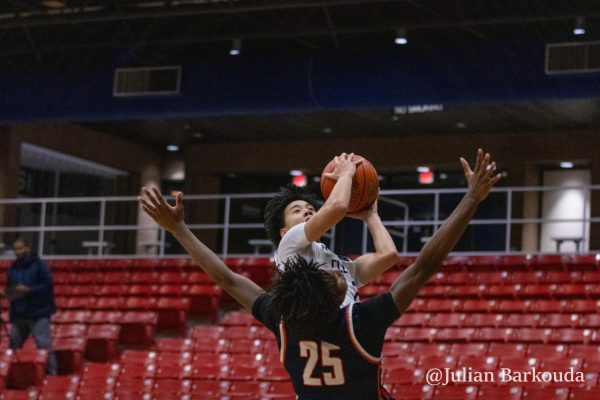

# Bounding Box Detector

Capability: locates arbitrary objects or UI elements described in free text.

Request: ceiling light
[417,166,430,173]
[394,28,408,45]
[289,170,303,176]
[230,38,241,56]
[166,145,179,152]
[456,122,467,129]
[573,17,586,35]
[560,161,574,169]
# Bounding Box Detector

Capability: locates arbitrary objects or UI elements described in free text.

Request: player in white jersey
[264,152,398,307]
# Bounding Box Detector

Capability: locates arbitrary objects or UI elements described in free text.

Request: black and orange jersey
[253,292,400,400]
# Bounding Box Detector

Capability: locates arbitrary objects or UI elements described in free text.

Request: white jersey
[274,222,361,307]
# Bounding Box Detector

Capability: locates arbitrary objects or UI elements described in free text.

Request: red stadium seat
[52,337,86,374]
[542,314,579,328]
[261,381,296,399]
[476,327,513,342]
[39,375,80,395]
[256,362,289,382]
[449,343,488,357]
[155,297,190,331]
[540,357,583,373]
[462,300,495,313]
[189,284,222,321]
[393,312,430,328]
[424,299,463,313]
[488,343,527,358]
[52,310,91,325]
[530,300,567,314]
[509,271,540,285]
[516,328,553,343]
[504,314,542,328]
[430,313,467,328]
[411,343,450,357]
[402,328,438,342]
[7,349,48,389]
[456,355,498,371]
[385,368,417,385]
[119,311,157,346]
[433,385,478,400]
[153,378,192,395]
[381,342,412,358]
[527,344,568,360]
[551,328,595,344]
[500,254,533,271]
[468,255,500,271]
[569,344,600,359]
[55,324,87,338]
[221,310,258,326]
[389,384,433,399]
[156,338,194,354]
[418,355,457,369]
[467,313,504,328]
[436,328,475,342]
[88,311,122,325]
[568,388,600,400]
[568,300,600,313]
[85,324,121,361]
[476,386,523,400]
[487,284,520,299]
[475,271,510,285]
[521,387,569,400]
[497,300,527,313]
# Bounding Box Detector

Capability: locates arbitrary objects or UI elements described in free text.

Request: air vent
[546,41,600,74]
[113,66,181,97]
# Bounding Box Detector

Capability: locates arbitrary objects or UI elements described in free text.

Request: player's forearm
[366,214,397,258]
[322,172,354,212]
[413,194,479,282]
[170,223,237,286]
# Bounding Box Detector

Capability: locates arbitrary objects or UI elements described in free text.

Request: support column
[136,163,162,255]
[521,164,541,252]
[0,128,22,247]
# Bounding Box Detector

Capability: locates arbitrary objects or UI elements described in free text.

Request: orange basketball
[320,155,379,213]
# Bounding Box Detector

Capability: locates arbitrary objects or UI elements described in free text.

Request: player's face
[330,269,347,303]
[280,200,316,237]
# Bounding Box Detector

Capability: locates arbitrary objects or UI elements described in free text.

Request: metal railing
[0,185,597,258]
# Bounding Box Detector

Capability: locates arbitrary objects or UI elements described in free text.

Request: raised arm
[390,149,501,313]
[349,198,398,285]
[139,187,264,312]
[303,153,362,242]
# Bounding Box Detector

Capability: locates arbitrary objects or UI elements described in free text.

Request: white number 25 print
[299,341,345,386]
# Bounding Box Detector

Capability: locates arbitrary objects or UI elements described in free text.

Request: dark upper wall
[1,30,599,122]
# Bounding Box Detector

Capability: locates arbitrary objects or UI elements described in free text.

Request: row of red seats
[404,299,600,313]
[393,312,600,329]
[381,353,600,373]
[386,384,600,400]
[397,270,600,286]
[384,327,598,344]
[382,342,600,360]
[1,254,598,273]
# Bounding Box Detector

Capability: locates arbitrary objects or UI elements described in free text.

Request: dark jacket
[7,253,56,321]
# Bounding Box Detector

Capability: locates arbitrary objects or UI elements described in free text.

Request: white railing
[0,185,597,258]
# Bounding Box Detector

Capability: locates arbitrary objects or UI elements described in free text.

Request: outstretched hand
[138,186,185,233]
[323,152,363,181]
[460,149,502,203]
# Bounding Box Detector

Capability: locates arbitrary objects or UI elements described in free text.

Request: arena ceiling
[3,1,600,149]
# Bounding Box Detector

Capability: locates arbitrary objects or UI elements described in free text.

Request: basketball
[320,155,379,213]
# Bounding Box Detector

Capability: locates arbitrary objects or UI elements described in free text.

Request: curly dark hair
[264,184,319,246]
[269,256,342,338]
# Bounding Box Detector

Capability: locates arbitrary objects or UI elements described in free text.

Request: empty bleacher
[0,255,600,399]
